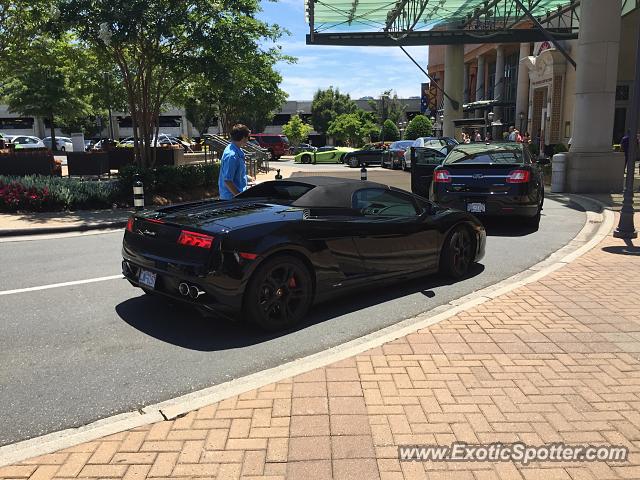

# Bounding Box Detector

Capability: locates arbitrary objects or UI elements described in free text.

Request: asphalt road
[0,194,586,446]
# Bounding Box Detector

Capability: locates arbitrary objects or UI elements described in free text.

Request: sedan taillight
[434,170,451,183]
[506,169,531,183]
[177,230,214,248]
[126,217,134,232]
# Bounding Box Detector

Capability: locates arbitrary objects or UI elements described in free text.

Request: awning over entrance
[306,0,580,46]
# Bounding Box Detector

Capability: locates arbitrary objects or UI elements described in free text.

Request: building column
[493,46,505,137]
[463,63,470,104]
[443,44,464,138]
[515,43,531,133]
[566,0,624,192]
[475,55,485,118]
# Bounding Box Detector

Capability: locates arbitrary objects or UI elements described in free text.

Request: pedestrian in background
[218,124,254,200]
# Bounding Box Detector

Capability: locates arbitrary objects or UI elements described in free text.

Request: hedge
[118,163,220,195]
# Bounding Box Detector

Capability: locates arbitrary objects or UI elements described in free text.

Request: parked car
[403,137,458,171]
[43,136,74,152]
[10,135,46,149]
[122,176,486,331]
[290,143,316,155]
[382,140,413,169]
[84,140,96,151]
[343,142,392,168]
[430,142,545,227]
[251,134,290,161]
[294,146,354,164]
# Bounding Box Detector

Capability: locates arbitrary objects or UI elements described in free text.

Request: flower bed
[0,176,119,212]
[0,163,221,212]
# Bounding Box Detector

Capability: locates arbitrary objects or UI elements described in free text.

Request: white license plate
[138,269,157,288]
[467,202,486,213]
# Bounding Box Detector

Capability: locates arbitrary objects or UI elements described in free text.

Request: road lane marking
[0,275,124,296]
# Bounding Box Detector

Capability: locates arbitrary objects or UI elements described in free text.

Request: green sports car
[294,146,355,164]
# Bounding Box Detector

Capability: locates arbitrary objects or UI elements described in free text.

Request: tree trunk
[49,116,57,153]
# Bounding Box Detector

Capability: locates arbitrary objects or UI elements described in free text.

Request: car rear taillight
[126,217,134,232]
[506,169,531,183]
[145,218,165,224]
[177,230,214,248]
[434,170,451,183]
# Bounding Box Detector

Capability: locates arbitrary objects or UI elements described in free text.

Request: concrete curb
[0,221,127,238]
[0,194,614,467]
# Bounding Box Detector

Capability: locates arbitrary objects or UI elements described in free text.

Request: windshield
[444,146,524,165]
[236,182,314,201]
[391,141,412,149]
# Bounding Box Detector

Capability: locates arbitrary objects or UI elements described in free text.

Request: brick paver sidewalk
[2,215,640,480]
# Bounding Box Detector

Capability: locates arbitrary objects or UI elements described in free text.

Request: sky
[257,0,430,101]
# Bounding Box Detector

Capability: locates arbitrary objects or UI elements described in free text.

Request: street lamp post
[613,24,640,239]
[486,111,495,140]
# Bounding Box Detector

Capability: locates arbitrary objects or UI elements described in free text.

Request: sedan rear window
[444,148,523,165]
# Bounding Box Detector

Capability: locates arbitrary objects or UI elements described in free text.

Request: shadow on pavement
[115,263,484,351]
[602,239,640,256]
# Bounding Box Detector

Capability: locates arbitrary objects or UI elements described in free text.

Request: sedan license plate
[467,202,486,213]
[138,269,157,289]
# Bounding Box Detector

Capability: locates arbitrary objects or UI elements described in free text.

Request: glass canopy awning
[305,0,581,45]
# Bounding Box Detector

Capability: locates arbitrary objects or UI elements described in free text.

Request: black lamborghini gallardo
[122,177,486,331]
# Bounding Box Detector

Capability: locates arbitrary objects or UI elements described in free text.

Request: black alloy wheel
[440,226,474,280]
[301,154,312,164]
[244,255,313,331]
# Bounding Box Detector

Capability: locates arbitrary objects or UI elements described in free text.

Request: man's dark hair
[230,124,251,141]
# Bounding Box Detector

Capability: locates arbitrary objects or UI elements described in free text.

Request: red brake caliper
[288,276,297,288]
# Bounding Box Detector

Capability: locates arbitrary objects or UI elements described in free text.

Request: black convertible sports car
[122,177,486,331]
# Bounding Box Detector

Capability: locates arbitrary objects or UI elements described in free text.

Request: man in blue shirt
[218,124,254,200]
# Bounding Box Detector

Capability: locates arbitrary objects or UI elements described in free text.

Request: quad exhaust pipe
[178,282,205,299]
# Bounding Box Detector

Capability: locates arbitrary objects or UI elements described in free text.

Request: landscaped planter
[0,149,59,176]
[67,152,110,176]
[107,148,135,171]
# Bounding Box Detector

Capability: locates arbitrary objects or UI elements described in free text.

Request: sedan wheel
[349,158,359,168]
[244,255,313,331]
[440,227,473,280]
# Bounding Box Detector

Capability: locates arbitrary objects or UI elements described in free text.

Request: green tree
[404,115,433,140]
[368,90,407,125]
[214,50,290,134]
[327,111,377,147]
[60,0,288,166]
[183,80,219,136]
[311,87,357,134]
[1,34,93,150]
[282,115,313,148]
[380,119,400,142]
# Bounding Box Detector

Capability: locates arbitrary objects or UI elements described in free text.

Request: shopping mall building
[426,2,639,152]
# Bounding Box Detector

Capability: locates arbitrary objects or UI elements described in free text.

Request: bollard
[133,174,144,211]
[275,168,282,180]
[360,165,367,181]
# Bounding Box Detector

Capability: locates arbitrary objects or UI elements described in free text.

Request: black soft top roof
[256,176,392,208]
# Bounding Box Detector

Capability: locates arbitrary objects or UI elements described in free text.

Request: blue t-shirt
[218,143,247,200]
